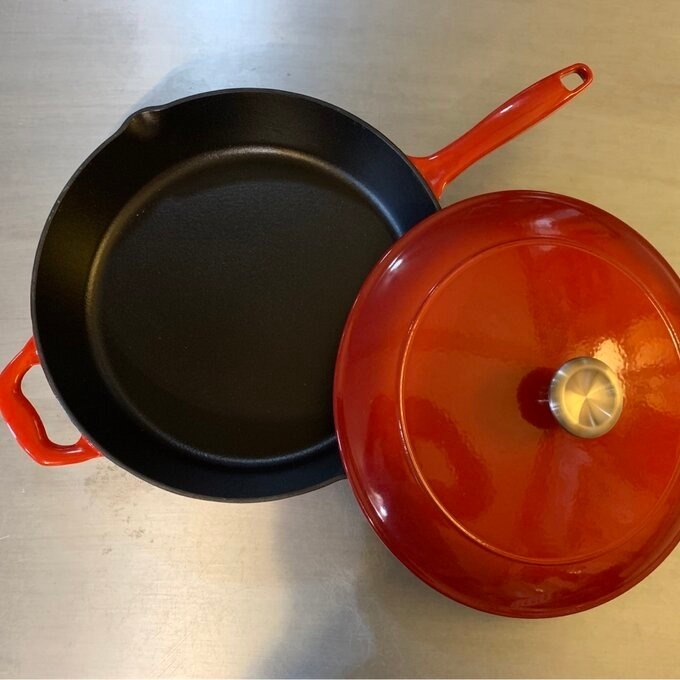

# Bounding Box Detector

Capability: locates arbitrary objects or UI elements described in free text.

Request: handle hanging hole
[560,71,586,91]
[21,367,80,445]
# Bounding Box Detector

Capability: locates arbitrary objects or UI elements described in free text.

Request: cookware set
[4,63,679,617]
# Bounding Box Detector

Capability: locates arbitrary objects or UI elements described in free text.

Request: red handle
[0,338,101,465]
[409,63,593,198]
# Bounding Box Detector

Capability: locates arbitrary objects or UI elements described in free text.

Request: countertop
[1,1,680,677]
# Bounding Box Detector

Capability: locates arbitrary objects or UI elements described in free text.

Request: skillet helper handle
[409,63,593,198]
[0,338,101,465]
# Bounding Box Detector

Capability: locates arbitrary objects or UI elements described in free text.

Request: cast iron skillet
[0,65,592,500]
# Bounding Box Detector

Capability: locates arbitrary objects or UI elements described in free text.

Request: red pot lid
[334,191,680,618]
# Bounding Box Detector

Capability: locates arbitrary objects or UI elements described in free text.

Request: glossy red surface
[409,64,592,197]
[0,338,101,465]
[335,192,680,617]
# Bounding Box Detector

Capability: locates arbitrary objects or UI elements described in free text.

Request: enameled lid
[334,191,680,617]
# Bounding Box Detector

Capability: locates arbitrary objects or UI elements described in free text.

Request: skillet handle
[409,63,593,198]
[0,338,101,465]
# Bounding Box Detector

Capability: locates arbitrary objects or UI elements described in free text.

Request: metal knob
[548,357,623,438]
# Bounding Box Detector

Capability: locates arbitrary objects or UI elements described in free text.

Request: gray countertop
[1,1,680,677]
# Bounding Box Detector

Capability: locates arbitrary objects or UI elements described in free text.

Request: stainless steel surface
[549,357,623,438]
[1,1,680,677]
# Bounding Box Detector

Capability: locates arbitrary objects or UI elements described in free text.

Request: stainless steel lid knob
[549,357,623,438]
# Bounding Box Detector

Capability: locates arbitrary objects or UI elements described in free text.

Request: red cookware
[334,191,680,617]
[0,65,592,501]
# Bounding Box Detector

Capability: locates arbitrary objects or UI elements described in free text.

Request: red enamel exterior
[409,64,593,197]
[0,338,101,465]
[334,191,680,617]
